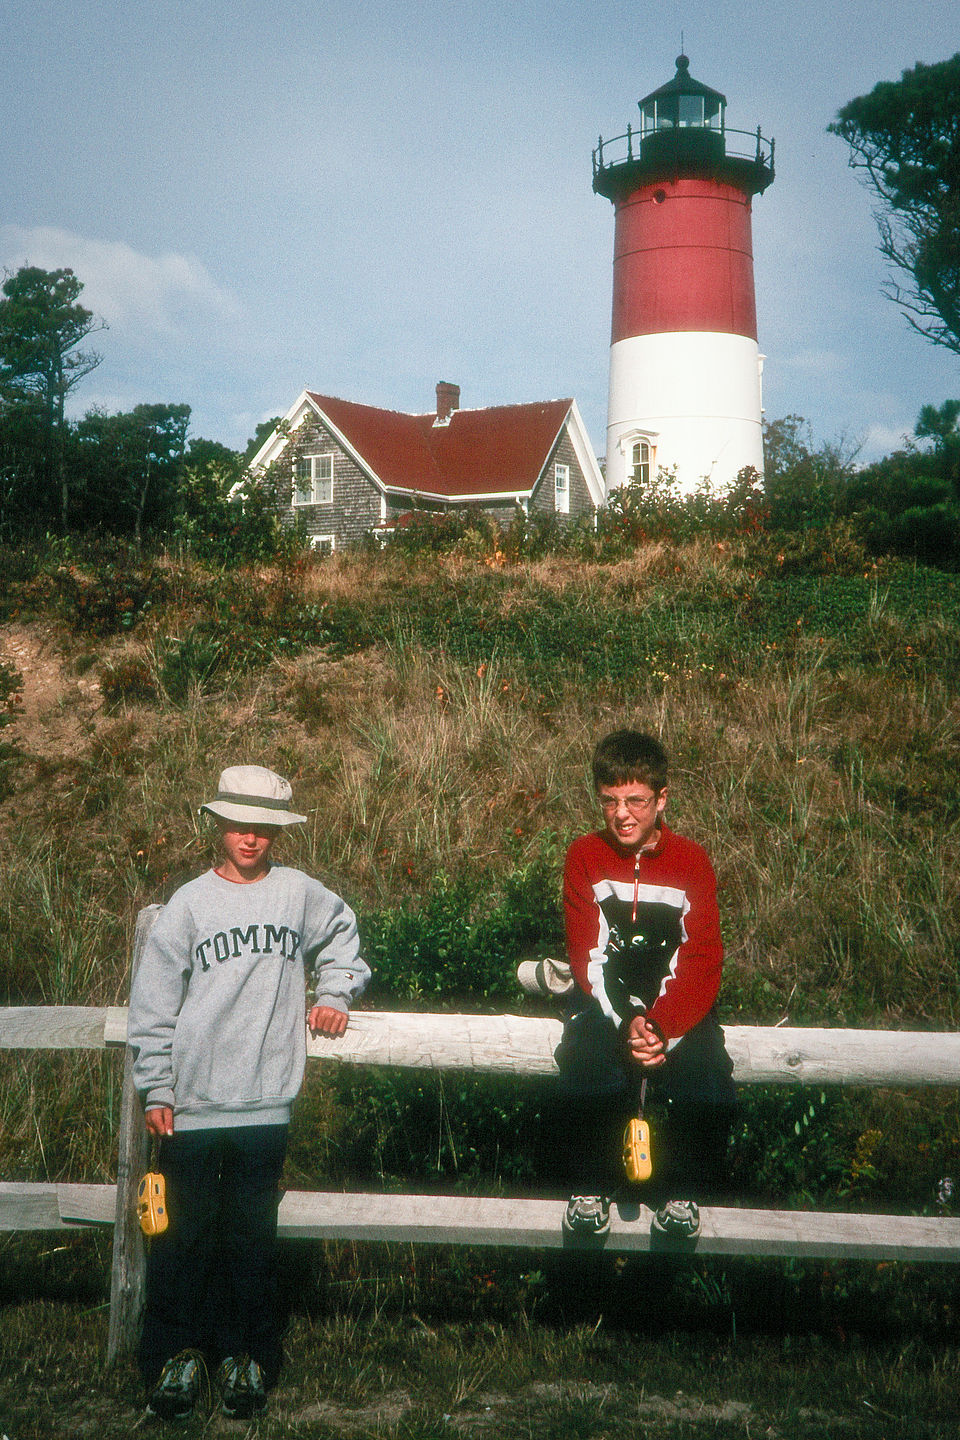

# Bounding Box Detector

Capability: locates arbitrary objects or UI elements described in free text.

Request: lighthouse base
[606,331,764,499]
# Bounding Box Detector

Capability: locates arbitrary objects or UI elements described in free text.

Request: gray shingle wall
[528,427,596,519]
[280,416,382,546]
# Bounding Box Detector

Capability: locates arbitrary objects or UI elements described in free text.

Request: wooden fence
[2,904,960,1362]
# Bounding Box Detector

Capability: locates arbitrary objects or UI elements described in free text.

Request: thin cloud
[861,422,914,458]
[774,348,845,376]
[0,226,242,336]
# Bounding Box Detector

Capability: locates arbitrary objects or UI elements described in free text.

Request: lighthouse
[593,55,774,496]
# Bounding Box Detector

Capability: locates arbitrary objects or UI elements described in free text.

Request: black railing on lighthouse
[592,123,775,187]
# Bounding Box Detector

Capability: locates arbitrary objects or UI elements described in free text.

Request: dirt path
[0,620,103,761]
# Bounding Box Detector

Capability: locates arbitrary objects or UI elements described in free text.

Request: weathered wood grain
[0,1007,111,1049]
[106,904,159,1366]
[5,1002,959,1087]
[306,1013,960,1088]
[0,1182,62,1231]
[10,1183,958,1262]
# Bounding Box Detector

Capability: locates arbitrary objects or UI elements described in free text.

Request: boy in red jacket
[556,730,735,1240]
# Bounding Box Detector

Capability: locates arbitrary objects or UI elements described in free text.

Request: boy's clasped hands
[626,1014,667,1068]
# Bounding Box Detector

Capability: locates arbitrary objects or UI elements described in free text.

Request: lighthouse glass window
[643,94,722,134]
[294,454,334,505]
[678,95,706,128]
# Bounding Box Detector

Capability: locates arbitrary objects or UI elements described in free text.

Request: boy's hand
[626,1016,666,1068]
[145,1106,174,1137]
[308,1005,348,1038]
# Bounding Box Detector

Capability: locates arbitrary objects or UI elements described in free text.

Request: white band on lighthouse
[606,331,765,496]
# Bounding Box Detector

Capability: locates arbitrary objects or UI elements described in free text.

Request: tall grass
[2,1267,960,1438]
[3,538,960,1440]
[1,536,959,1242]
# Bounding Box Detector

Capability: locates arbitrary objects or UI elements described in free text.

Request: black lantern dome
[640,54,726,134]
[593,54,774,199]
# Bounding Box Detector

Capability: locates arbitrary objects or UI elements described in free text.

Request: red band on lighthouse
[611,178,758,342]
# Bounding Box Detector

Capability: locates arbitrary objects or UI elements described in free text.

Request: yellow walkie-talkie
[137,1170,168,1235]
[137,1138,168,1236]
[622,1075,653,1183]
[622,1116,653,1183]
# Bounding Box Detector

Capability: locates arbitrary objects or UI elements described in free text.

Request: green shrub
[862,502,960,568]
[98,654,157,708]
[157,628,226,704]
[0,659,22,727]
[52,559,173,635]
[360,855,564,1007]
[384,507,498,556]
[595,465,766,552]
[175,459,311,566]
[762,414,856,531]
[0,544,44,618]
[0,658,23,800]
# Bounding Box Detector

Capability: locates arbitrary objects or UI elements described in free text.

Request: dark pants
[545,1001,736,1204]
[138,1123,288,1389]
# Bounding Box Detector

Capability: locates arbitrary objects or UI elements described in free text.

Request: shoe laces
[154,1349,210,1407]
[221,1354,263,1394]
[656,1199,700,1233]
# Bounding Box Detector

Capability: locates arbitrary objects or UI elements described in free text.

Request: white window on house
[293,453,334,505]
[555,462,570,514]
[309,534,335,555]
[631,439,652,487]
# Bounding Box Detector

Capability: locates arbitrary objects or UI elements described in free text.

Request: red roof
[305,392,572,499]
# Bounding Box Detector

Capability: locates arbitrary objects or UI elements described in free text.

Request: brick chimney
[434,381,460,425]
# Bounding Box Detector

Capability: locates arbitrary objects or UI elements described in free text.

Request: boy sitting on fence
[552,730,736,1240]
[128,765,370,1422]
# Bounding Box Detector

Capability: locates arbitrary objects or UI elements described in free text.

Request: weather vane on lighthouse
[593,55,775,496]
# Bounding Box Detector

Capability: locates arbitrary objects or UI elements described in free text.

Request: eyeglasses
[598,791,661,817]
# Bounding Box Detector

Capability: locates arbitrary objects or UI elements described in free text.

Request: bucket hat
[200,765,307,828]
[517,956,574,997]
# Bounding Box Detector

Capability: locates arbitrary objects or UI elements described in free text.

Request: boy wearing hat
[128,765,370,1421]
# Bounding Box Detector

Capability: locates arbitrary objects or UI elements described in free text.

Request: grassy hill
[1,533,959,1437]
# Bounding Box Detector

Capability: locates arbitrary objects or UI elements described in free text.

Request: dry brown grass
[1,543,959,1180]
[2,543,960,1431]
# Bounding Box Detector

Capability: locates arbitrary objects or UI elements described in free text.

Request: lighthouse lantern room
[593,55,774,497]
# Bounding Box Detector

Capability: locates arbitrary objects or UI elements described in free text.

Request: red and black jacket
[563,822,723,1046]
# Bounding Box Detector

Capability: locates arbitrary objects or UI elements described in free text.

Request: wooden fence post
[106,904,161,1367]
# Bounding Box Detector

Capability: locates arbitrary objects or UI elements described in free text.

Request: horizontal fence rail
[5,1183,960,1265]
[4,894,960,1366]
[3,1005,960,1088]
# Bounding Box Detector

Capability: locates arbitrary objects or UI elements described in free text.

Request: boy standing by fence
[128,765,370,1421]
[554,730,736,1240]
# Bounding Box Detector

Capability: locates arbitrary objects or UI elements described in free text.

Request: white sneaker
[147,1349,208,1421]
[562,1194,611,1237]
[652,1198,701,1240]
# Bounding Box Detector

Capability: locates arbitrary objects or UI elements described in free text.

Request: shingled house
[244,383,604,550]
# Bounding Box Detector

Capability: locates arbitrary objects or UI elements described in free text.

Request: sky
[2,0,959,466]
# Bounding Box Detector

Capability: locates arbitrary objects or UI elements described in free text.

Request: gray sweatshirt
[128,865,370,1130]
